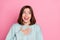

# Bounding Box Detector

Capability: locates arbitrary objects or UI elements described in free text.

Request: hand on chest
[21,27,32,35]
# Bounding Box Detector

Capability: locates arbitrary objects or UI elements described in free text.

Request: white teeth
[24,17,29,20]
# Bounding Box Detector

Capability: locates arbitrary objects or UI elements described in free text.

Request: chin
[23,20,29,23]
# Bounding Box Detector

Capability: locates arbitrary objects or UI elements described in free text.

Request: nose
[25,13,28,17]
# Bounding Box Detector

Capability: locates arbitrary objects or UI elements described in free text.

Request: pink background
[0,0,60,40]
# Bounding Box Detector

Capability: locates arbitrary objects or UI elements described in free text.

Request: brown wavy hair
[17,5,36,25]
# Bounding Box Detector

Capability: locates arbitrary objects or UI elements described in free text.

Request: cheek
[29,15,31,19]
[22,13,25,17]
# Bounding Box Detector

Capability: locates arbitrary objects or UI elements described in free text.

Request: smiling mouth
[24,17,29,20]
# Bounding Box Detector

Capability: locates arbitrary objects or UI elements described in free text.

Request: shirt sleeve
[5,24,16,40]
[36,24,43,40]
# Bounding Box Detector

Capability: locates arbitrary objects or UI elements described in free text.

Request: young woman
[5,5,43,40]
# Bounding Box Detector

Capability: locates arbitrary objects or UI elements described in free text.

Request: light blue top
[5,23,43,40]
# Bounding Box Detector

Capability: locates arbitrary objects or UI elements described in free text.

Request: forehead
[24,8,30,12]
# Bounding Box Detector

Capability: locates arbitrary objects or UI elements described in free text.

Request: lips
[24,17,29,20]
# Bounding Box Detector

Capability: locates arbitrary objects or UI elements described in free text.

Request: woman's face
[22,8,31,23]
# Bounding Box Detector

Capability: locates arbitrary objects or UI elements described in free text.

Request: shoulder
[12,23,22,26]
[34,23,41,27]
[35,23,40,26]
[12,23,20,26]
[11,23,22,32]
[11,23,22,29]
[31,23,41,28]
[34,23,41,30]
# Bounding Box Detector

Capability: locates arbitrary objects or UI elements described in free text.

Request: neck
[23,21,30,26]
